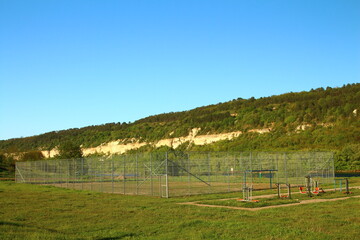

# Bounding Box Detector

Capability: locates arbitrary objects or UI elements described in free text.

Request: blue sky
[0,0,359,140]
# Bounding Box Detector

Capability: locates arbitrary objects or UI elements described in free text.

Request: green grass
[1,180,360,240]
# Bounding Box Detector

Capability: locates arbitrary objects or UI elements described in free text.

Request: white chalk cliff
[41,128,271,157]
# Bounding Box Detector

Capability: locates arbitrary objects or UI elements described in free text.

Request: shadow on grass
[0,221,23,227]
[0,221,60,233]
[96,233,137,240]
[1,221,138,239]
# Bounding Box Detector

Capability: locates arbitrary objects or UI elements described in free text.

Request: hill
[1,83,360,171]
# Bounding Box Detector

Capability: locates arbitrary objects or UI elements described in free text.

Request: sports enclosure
[16,151,334,198]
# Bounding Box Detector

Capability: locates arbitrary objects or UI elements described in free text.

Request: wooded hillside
[1,83,359,170]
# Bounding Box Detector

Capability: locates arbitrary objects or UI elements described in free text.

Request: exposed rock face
[39,124,332,158]
[82,141,148,156]
[248,128,271,134]
[82,128,244,156]
[41,149,59,158]
[41,128,245,157]
[155,129,243,149]
[295,124,312,132]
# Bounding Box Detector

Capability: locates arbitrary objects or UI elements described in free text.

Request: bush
[0,153,15,175]
[20,151,44,161]
[335,144,360,170]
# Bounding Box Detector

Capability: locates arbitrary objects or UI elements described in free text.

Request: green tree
[20,151,44,161]
[0,153,15,177]
[335,144,360,170]
[57,141,83,159]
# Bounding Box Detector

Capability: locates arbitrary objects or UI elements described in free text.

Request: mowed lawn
[1,181,360,240]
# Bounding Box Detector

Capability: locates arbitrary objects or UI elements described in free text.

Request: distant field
[1,178,360,240]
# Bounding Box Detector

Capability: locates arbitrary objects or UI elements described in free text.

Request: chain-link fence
[15,151,334,197]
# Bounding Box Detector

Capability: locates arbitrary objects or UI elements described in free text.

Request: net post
[287,183,291,199]
[306,176,312,197]
[345,178,349,194]
[276,183,280,198]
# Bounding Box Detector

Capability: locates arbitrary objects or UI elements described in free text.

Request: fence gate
[136,156,168,197]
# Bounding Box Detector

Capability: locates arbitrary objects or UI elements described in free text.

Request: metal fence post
[207,152,211,194]
[188,153,191,196]
[99,159,104,192]
[43,161,46,184]
[284,153,288,184]
[81,158,84,190]
[90,158,94,191]
[165,152,169,198]
[331,153,335,184]
[150,153,153,196]
[250,152,253,184]
[123,155,126,195]
[227,153,231,192]
[58,160,61,187]
[111,156,114,194]
[67,160,69,188]
[136,153,138,195]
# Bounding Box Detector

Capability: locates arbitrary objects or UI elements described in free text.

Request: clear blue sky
[0,0,359,140]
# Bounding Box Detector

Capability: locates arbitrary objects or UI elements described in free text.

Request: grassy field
[1,179,360,240]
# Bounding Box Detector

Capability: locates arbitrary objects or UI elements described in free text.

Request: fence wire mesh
[16,151,334,197]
